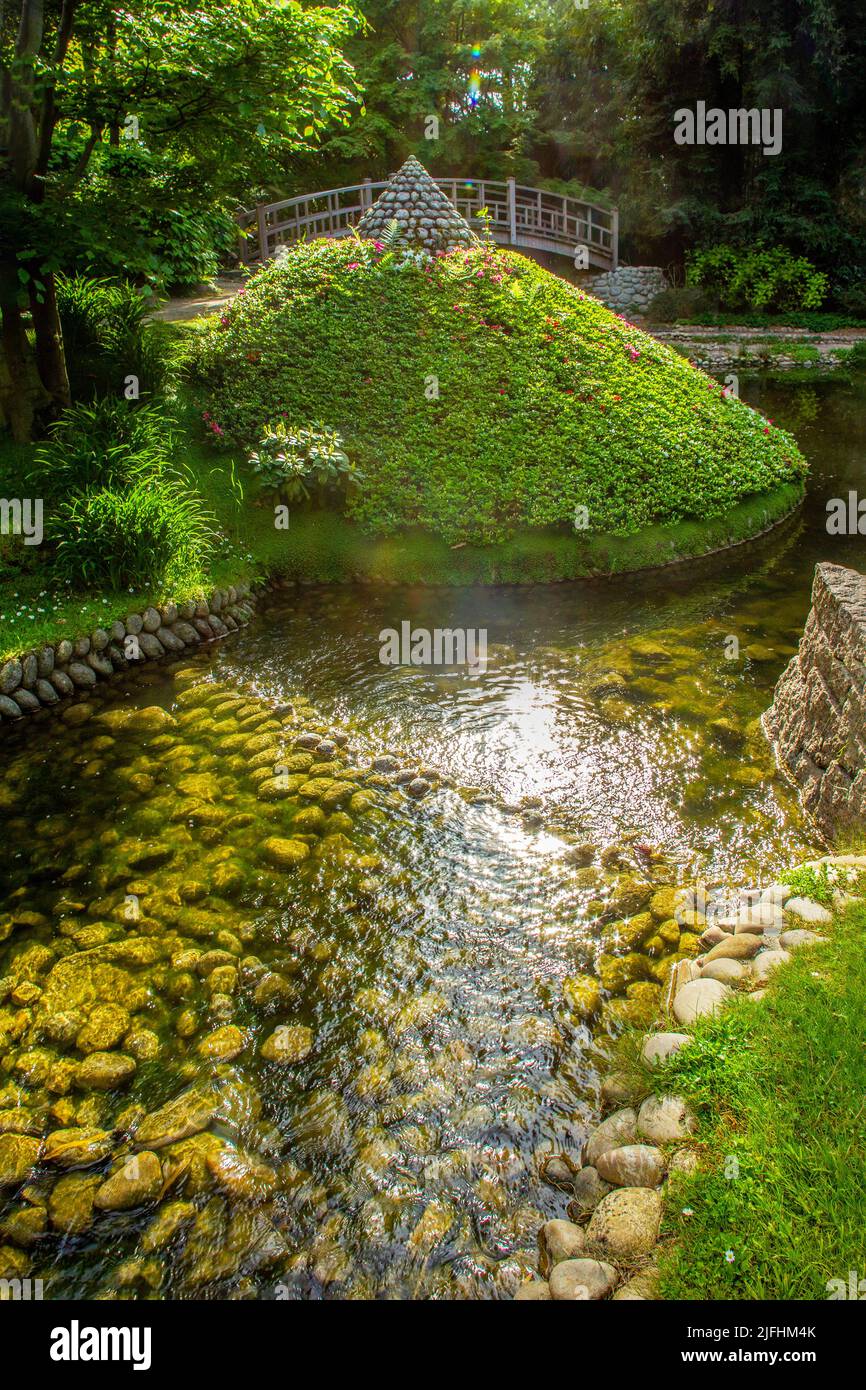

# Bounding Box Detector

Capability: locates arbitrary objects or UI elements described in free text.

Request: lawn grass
[653,899,866,1300]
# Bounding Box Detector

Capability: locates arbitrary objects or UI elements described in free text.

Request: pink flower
[346,262,361,271]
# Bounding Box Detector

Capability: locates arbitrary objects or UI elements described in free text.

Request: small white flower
[725,1250,735,1263]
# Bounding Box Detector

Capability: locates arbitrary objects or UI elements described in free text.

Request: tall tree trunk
[0,265,49,441]
[29,273,70,415]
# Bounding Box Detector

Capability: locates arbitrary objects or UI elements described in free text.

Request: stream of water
[1,372,864,1299]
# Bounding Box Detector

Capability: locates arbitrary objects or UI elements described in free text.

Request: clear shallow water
[1,373,864,1300]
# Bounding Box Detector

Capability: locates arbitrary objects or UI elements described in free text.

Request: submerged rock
[43,1128,114,1168]
[134,1088,217,1149]
[260,837,311,870]
[198,1025,246,1061]
[94,1151,162,1211]
[0,1134,40,1188]
[260,1025,314,1064]
[48,1172,102,1234]
[74,1052,136,1091]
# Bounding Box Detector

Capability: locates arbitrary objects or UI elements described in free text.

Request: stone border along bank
[0,583,259,724]
[765,563,866,843]
[516,855,864,1302]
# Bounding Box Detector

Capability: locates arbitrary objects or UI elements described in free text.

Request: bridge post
[611,207,619,269]
[361,178,372,212]
[507,177,517,244]
[256,203,269,262]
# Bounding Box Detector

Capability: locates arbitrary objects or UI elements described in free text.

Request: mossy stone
[261,837,311,870]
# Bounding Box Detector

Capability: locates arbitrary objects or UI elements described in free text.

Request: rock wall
[584,266,668,317]
[0,583,256,724]
[764,562,866,841]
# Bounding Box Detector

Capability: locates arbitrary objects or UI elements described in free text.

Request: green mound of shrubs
[189,240,807,546]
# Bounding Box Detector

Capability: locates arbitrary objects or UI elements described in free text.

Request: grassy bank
[652,898,866,1300]
[0,374,804,659]
[203,480,803,587]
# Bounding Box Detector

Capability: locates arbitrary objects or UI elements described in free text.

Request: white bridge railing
[239,177,617,271]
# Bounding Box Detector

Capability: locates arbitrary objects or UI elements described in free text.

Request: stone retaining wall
[764,562,866,841]
[0,583,257,724]
[584,265,667,316]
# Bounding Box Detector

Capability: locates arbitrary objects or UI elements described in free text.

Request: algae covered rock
[260,1024,314,1064]
[43,1127,114,1167]
[74,1051,136,1091]
[562,973,602,1021]
[134,1087,218,1149]
[0,1134,40,1187]
[48,1172,103,1233]
[260,837,311,870]
[198,1024,246,1061]
[141,1199,197,1253]
[94,1151,163,1211]
[598,952,650,994]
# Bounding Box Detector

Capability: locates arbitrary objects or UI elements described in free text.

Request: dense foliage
[55,276,164,401]
[687,246,829,314]
[289,0,866,300]
[189,240,807,544]
[1,0,362,438]
[30,398,216,592]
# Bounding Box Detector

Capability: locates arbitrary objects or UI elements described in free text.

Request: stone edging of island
[517,855,864,1302]
[0,582,260,724]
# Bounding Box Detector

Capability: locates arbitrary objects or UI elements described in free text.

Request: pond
[1,372,865,1300]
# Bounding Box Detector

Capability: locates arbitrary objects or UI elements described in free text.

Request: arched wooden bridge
[239,177,618,271]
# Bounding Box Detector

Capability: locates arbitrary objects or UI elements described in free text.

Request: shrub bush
[56,275,165,400]
[687,244,829,314]
[248,423,359,504]
[63,143,240,293]
[50,477,216,593]
[188,240,807,545]
[30,396,217,595]
[28,399,174,499]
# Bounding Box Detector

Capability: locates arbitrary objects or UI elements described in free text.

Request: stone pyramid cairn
[355,156,479,252]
